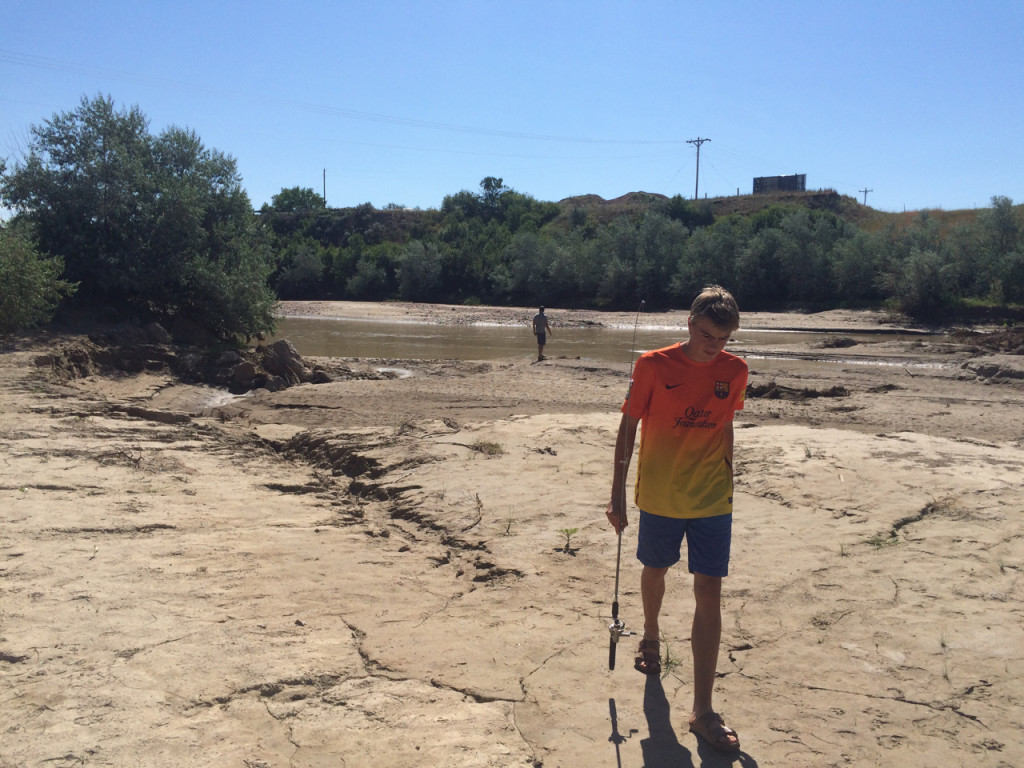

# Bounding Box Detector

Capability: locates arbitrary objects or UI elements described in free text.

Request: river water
[273,316,942,367]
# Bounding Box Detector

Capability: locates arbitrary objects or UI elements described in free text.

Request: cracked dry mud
[2,306,1023,768]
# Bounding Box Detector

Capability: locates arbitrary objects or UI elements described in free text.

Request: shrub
[0,224,77,334]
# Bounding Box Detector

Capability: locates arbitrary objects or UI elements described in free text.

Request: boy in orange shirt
[606,285,747,753]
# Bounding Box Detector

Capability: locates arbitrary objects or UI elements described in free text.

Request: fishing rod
[608,298,644,670]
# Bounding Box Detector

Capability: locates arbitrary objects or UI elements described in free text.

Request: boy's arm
[606,413,640,532]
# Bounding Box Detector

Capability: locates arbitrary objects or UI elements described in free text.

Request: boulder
[231,361,258,388]
[261,339,308,385]
[262,375,289,392]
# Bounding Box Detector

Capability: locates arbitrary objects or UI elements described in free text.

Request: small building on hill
[753,174,807,194]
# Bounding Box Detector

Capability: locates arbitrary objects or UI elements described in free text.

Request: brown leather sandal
[633,638,661,675]
[689,711,740,753]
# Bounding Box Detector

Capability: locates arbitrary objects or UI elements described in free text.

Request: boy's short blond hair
[689,285,740,331]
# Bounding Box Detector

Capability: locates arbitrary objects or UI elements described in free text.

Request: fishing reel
[607,616,635,670]
[609,617,633,642]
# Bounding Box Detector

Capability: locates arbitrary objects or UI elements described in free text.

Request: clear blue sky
[3,1,1022,213]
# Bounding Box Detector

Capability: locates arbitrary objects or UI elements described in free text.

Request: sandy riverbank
[2,302,1022,767]
[276,299,921,332]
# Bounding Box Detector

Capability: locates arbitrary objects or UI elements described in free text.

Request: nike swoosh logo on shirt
[665,383,684,389]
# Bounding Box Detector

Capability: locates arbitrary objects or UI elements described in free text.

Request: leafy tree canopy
[269,186,327,212]
[0,222,78,335]
[0,94,276,340]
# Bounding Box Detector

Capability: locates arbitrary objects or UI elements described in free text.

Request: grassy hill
[278,189,984,246]
[555,189,984,234]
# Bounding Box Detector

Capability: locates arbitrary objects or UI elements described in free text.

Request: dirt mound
[960,355,1024,382]
[29,327,367,393]
[952,326,1024,354]
[813,335,859,349]
[747,382,850,400]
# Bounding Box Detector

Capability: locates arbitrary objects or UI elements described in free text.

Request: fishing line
[608,298,644,670]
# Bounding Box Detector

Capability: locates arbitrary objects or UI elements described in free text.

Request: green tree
[345,242,399,299]
[982,196,1020,258]
[0,94,276,339]
[479,176,509,220]
[0,223,77,334]
[397,240,442,301]
[636,212,689,307]
[273,236,330,299]
[832,230,884,304]
[592,217,641,308]
[659,194,714,230]
[879,247,955,320]
[441,189,481,221]
[776,209,845,305]
[1,95,153,300]
[270,186,327,212]
[733,228,787,307]
[670,217,739,305]
[998,251,1024,302]
[507,231,549,302]
[502,190,559,233]
[330,233,365,291]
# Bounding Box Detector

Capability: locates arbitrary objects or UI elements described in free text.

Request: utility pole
[859,187,872,206]
[323,169,327,207]
[687,137,710,200]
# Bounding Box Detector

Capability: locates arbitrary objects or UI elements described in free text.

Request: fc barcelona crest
[714,381,730,400]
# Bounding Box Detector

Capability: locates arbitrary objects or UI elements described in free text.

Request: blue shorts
[536,333,546,345]
[636,510,732,577]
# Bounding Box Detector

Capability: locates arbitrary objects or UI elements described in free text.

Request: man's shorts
[636,510,732,577]
[536,333,546,345]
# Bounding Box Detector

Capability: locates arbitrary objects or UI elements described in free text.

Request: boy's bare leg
[641,566,668,640]
[690,572,722,716]
[690,572,737,748]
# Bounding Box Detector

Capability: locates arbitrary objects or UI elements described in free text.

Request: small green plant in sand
[940,628,952,684]
[866,533,899,549]
[470,440,504,457]
[557,527,579,553]
[660,635,683,681]
[838,542,849,557]
[803,445,813,459]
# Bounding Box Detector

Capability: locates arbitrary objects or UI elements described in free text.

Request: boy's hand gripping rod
[608,300,644,670]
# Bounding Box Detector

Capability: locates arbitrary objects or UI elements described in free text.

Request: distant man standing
[532,306,553,361]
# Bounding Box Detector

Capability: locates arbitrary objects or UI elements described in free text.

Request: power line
[0,48,692,147]
[686,137,710,200]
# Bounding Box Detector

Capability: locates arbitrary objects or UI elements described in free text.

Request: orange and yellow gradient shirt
[622,343,748,519]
